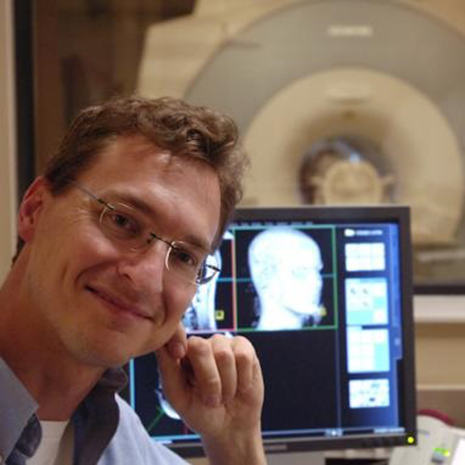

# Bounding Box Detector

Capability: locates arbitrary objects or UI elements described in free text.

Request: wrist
[202,426,267,465]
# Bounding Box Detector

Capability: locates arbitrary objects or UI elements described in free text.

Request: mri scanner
[137,0,465,291]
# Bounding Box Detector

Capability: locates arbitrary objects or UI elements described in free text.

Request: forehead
[84,135,194,179]
[76,135,221,248]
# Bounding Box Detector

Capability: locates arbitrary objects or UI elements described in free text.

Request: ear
[17,176,51,243]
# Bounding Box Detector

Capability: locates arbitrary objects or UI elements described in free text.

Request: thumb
[155,346,190,413]
[165,323,187,359]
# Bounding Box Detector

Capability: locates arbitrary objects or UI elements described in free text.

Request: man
[248,227,324,331]
[0,96,266,465]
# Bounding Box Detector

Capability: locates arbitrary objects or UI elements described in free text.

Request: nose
[116,240,168,292]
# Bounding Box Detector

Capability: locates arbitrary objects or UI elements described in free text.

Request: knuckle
[235,348,253,366]
[188,336,210,355]
[202,375,221,392]
[211,333,226,343]
[233,337,255,362]
[214,347,234,365]
[235,335,253,349]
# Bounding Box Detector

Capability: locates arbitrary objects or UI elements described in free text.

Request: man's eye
[105,210,140,236]
[170,247,198,268]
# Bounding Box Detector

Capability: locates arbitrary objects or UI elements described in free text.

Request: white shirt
[27,420,73,465]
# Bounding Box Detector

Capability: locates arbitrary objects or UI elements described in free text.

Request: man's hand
[157,326,266,465]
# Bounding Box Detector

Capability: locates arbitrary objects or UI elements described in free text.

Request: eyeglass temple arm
[71,181,113,209]
[206,264,221,273]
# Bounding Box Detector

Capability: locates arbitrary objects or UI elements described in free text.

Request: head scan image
[248,226,323,331]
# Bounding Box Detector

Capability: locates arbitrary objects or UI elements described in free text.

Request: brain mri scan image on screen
[248,226,324,331]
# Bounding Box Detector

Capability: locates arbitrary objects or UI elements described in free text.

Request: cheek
[73,233,116,266]
[166,286,196,324]
[65,235,108,276]
[141,286,195,353]
[38,236,120,306]
[161,282,196,326]
[32,208,101,267]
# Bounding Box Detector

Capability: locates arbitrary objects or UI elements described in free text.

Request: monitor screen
[126,205,417,456]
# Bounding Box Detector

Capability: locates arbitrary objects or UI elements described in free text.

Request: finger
[186,336,222,408]
[211,334,237,403]
[233,336,257,395]
[165,323,187,359]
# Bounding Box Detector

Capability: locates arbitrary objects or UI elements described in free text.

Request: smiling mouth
[85,286,152,321]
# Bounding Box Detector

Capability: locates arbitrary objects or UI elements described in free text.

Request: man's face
[21,135,221,368]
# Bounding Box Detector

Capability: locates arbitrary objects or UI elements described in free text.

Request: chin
[69,338,135,369]
[81,350,131,369]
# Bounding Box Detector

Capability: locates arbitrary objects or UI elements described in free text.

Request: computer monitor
[126,205,417,457]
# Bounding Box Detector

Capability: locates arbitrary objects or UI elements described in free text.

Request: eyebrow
[103,190,212,253]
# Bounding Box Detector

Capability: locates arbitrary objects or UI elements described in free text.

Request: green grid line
[147,407,166,434]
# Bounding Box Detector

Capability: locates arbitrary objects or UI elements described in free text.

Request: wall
[0,0,16,283]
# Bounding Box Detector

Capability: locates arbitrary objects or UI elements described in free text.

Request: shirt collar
[98,367,128,392]
[0,358,39,459]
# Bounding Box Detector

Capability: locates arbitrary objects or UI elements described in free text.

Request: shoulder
[98,395,189,465]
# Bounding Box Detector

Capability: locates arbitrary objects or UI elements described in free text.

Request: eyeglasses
[72,182,220,286]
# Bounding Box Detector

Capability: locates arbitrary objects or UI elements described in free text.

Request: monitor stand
[266,451,325,465]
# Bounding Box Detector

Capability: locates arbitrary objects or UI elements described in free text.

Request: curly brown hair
[14,96,248,260]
